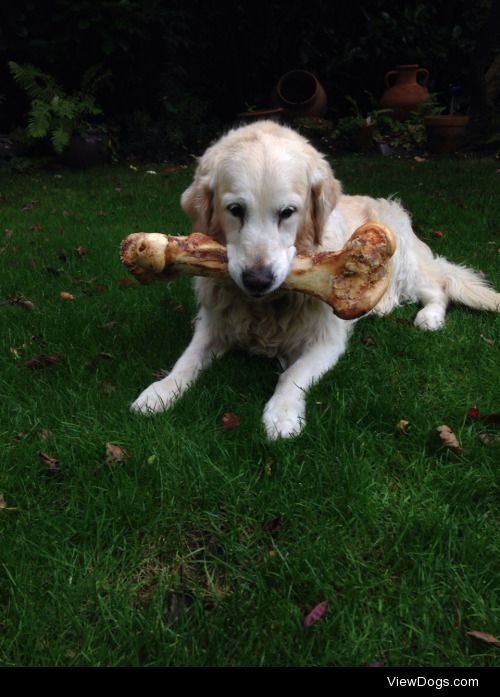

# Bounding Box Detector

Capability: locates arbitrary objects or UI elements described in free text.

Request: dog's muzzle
[241,266,275,296]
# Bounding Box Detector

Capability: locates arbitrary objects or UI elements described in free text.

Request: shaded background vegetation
[1,0,499,158]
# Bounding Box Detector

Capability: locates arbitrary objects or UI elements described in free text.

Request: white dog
[132,121,499,439]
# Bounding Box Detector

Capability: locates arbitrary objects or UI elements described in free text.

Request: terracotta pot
[270,70,327,119]
[237,107,284,123]
[424,115,470,154]
[380,64,430,121]
[351,123,376,153]
[61,130,110,168]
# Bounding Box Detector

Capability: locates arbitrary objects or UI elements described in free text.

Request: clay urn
[380,64,430,121]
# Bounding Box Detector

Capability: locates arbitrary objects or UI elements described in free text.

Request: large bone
[120,222,396,320]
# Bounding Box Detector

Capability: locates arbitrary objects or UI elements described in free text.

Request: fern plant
[8,62,111,153]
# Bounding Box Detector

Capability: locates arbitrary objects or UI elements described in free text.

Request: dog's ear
[181,150,225,243]
[296,157,342,252]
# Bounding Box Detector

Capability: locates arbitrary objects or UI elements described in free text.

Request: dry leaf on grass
[117,277,135,288]
[3,296,36,311]
[264,457,274,478]
[480,334,495,345]
[479,432,500,445]
[467,630,500,648]
[25,354,63,369]
[38,429,53,442]
[38,451,60,472]
[436,425,464,453]
[221,413,240,431]
[105,443,130,464]
[396,419,410,434]
[60,291,75,301]
[22,199,39,210]
[304,600,330,627]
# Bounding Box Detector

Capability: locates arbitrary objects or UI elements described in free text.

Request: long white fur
[131,121,499,439]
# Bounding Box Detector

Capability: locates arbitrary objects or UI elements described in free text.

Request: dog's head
[181,121,341,298]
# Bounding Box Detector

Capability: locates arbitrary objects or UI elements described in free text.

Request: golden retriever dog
[132,121,499,439]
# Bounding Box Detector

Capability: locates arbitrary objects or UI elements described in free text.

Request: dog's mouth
[241,285,287,303]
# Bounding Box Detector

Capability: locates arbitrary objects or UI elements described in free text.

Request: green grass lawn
[0,155,499,667]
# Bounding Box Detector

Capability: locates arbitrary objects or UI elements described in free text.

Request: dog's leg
[263,322,351,439]
[131,311,226,414]
[414,284,448,330]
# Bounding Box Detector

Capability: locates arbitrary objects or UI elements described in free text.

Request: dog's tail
[434,256,500,311]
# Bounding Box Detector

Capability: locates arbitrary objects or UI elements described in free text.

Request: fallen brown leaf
[94,283,108,294]
[105,442,129,464]
[25,354,63,369]
[117,277,135,288]
[74,246,88,257]
[0,494,6,510]
[436,425,464,453]
[480,334,495,345]
[303,600,330,627]
[22,199,39,210]
[479,432,500,445]
[60,291,75,301]
[99,352,115,360]
[396,419,410,434]
[467,630,500,648]
[3,296,35,310]
[265,457,274,478]
[38,429,53,442]
[221,413,240,431]
[38,451,60,472]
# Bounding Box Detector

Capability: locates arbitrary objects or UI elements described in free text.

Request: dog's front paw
[263,395,305,440]
[414,306,445,331]
[131,379,177,415]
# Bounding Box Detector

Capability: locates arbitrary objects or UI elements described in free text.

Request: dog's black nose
[241,267,275,294]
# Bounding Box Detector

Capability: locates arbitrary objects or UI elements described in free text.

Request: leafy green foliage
[8,62,109,153]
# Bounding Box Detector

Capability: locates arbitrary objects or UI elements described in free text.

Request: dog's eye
[279,206,297,221]
[227,203,245,219]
